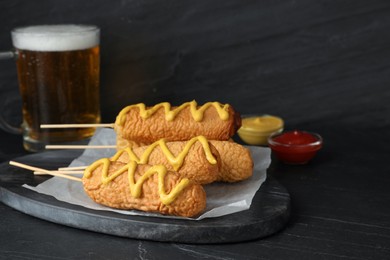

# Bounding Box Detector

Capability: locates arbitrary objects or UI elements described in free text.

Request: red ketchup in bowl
[268,130,323,164]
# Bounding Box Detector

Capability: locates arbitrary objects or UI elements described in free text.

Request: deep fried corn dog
[113,138,254,183]
[112,136,221,184]
[83,159,206,217]
[209,141,254,182]
[114,101,241,147]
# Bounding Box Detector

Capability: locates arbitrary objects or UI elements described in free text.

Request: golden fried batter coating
[113,138,221,184]
[114,101,241,145]
[210,141,254,182]
[83,161,206,218]
[115,139,253,183]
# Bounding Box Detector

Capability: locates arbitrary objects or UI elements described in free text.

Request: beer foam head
[11,25,100,51]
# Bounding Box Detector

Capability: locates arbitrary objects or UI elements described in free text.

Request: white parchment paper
[23,128,270,220]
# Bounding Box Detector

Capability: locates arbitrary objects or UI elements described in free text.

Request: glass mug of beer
[0,25,101,152]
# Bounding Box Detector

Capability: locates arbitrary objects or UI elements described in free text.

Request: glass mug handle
[0,50,22,134]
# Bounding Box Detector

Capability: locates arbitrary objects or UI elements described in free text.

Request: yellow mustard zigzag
[115,100,230,126]
[84,158,190,205]
[111,135,217,171]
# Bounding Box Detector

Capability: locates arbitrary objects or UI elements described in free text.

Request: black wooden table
[0,116,389,259]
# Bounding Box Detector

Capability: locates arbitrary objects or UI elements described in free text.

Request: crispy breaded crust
[210,141,254,182]
[114,104,241,144]
[114,140,221,184]
[83,162,206,218]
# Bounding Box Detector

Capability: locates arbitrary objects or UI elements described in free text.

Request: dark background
[1,1,390,259]
[1,0,389,128]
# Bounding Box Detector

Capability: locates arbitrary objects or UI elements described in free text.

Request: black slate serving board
[0,150,290,244]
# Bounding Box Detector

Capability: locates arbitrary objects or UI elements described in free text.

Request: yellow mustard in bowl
[237,115,284,145]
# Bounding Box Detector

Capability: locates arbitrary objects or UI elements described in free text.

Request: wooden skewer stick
[58,166,88,171]
[34,170,84,175]
[40,123,114,129]
[9,161,82,182]
[45,145,117,150]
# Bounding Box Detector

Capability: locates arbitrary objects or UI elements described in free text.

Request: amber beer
[11,25,100,151]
